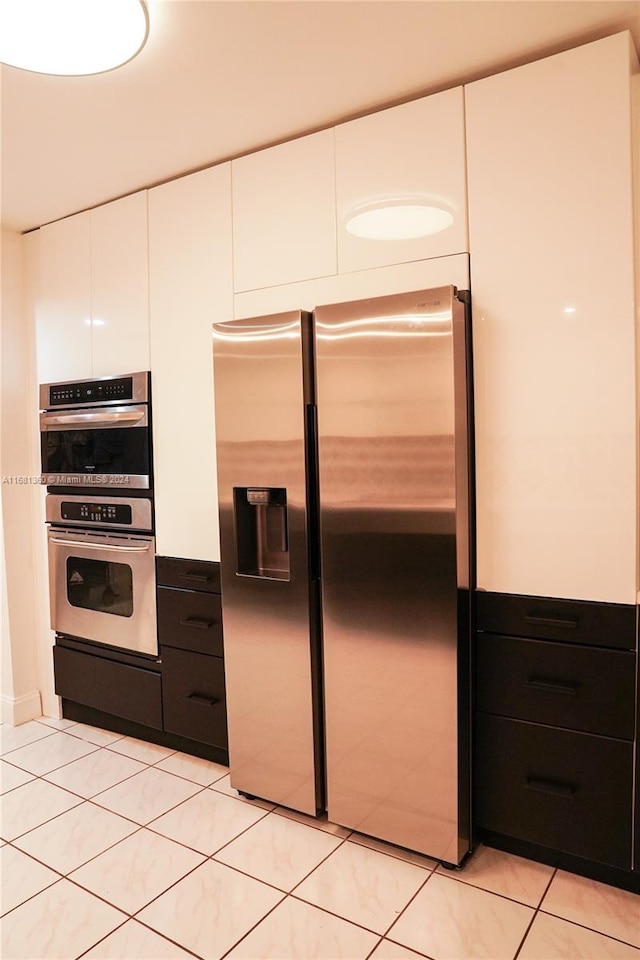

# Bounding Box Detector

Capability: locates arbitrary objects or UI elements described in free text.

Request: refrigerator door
[212,311,322,814]
[315,286,471,863]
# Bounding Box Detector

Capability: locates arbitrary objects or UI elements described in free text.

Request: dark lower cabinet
[475,591,638,887]
[162,647,227,748]
[476,633,635,740]
[157,586,223,657]
[54,644,163,730]
[476,713,633,869]
[157,556,228,754]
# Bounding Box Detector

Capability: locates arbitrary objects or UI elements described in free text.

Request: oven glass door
[40,405,150,488]
[48,528,157,656]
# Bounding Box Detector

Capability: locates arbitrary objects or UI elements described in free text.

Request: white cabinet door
[335,89,468,274]
[466,32,638,604]
[234,254,470,320]
[149,165,233,562]
[232,130,336,291]
[36,212,92,384]
[91,192,150,376]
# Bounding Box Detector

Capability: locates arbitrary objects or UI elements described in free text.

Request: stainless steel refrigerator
[213,286,472,864]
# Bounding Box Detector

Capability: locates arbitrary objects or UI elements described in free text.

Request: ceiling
[1,0,639,234]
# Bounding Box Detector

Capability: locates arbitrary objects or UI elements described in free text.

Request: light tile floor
[1,718,639,960]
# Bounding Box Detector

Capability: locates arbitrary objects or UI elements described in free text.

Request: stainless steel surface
[315,286,471,863]
[42,474,150,490]
[39,371,149,411]
[49,537,151,553]
[41,409,148,427]
[213,311,321,815]
[40,400,150,489]
[46,494,153,532]
[48,526,158,656]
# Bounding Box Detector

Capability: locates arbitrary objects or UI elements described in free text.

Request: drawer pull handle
[186,693,219,707]
[524,616,578,630]
[179,616,216,630]
[180,572,211,584]
[524,677,579,696]
[524,776,577,799]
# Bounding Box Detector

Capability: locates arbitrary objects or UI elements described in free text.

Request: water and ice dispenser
[234,488,290,581]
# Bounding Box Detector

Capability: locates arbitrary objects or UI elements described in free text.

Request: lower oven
[47,495,157,657]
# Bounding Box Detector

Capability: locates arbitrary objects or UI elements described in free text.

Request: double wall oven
[41,372,158,658]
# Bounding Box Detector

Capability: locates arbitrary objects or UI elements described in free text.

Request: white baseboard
[1,689,42,726]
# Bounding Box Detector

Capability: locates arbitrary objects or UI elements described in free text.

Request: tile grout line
[532,866,640,952]
[536,906,640,951]
[512,865,557,960]
[429,859,559,913]
[381,861,437,945]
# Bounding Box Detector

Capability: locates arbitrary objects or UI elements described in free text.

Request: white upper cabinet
[37,212,92,384]
[36,192,149,384]
[466,32,638,604]
[335,89,468,274]
[232,129,337,291]
[91,192,150,377]
[234,254,470,320]
[149,165,233,562]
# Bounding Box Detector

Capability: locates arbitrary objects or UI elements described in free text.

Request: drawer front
[158,587,223,656]
[156,556,221,594]
[476,592,636,651]
[54,645,162,730]
[476,635,635,739]
[162,647,227,749]
[475,713,633,869]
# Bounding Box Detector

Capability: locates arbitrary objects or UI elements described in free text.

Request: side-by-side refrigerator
[212,286,473,864]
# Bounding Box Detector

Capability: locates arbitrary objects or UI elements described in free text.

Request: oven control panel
[61,501,133,525]
[46,494,153,533]
[48,377,133,406]
[40,372,149,411]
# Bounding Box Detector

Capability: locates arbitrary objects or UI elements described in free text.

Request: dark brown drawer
[476,634,635,740]
[476,592,636,651]
[158,587,223,657]
[475,713,633,869]
[156,556,221,594]
[161,647,227,749]
[54,645,162,730]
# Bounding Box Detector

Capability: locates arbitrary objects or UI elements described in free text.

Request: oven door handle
[41,410,146,427]
[49,537,152,553]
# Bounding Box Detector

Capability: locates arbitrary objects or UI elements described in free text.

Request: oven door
[40,405,150,488]
[48,527,157,656]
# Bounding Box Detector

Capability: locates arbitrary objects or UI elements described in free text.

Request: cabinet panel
[149,167,232,562]
[234,254,470,320]
[476,592,636,651]
[162,647,227,748]
[156,556,221,593]
[37,213,92,383]
[158,587,223,657]
[232,130,336,291]
[475,713,633,869]
[476,634,635,739]
[91,192,150,376]
[466,33,638,603]
[53,644,162,729]
[336,89,468,273]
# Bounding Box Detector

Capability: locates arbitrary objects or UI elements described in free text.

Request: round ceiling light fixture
[345,199,454,241]
[0,0,148,76]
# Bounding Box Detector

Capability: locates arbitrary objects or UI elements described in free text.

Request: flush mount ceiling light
[345,200,454,241]
[0,0,148,76]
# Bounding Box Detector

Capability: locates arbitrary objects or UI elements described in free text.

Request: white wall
[0,227,47,724]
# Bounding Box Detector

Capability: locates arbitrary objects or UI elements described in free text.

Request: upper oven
[39,371,151,490]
